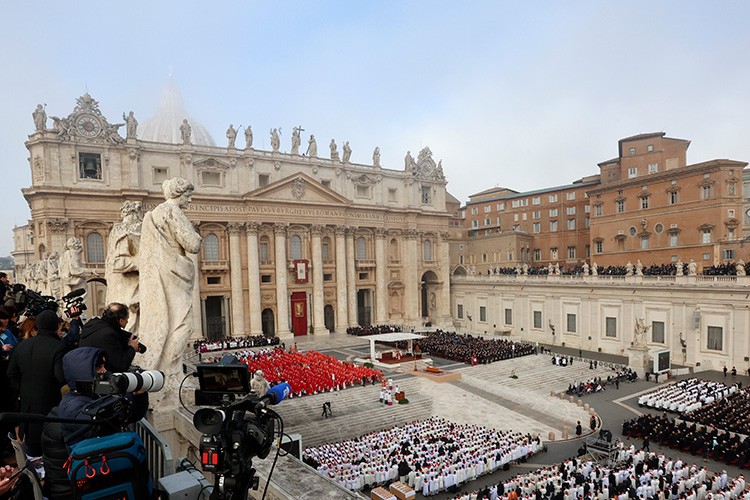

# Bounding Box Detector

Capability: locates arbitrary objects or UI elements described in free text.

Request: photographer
[79,303,141,372]
[41,347,149,499]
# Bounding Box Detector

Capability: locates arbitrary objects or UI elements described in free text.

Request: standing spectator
[643,435,650,452]
[79,303,139,372]
[731,366,737,376]
[723,365,728,377]
[6,310,66,458]
[575,420,582,436]
[589,415,597,431]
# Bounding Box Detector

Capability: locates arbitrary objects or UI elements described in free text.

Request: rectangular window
[567,219,576,230]
[549,209,558,217]
[532,211,541,219]
[207,276,221,285]
[496,203,504,211]
[512,224,520,231]
[321,243,330,262]
[647,144,654,152]
[707,326,723,351]
[532,197,541,205]
[641,197,649,209]
[628,167,637,178]
[567,246,576,259]
[669,234,678,247]
[566,192,576,201]
[648,163,659,173]
[479,306,487,322]
[533,249,541,261]
[727,229,735,241]
[153,167,168,184]
[457,304,463,319]
[702,185,712,199]
[585,244,590,257]
[504,308,512,325]
[513,214,519,222]
[357,185,371,198]
[728,209,735,218]
[512,200,520,208]
[258,173,270,187]
[261,274,272,283]
[616,200,624,213]
[585,217,590,228]
[605,317,617,337]
[323,273,333,281]
[595,240,603,253]
[702,229,712,244]
[669,191,678,204]
[549,194,558,203]
[567,314,576,333]
[629,148,636,156]
[584,205,590,213]
[533,311,542,329]
[359,272,368,280]
[79,153,102,180]
[532,222,541,233]
[484,205,491,213]
[566,207,576,215]
[723,249,735,260]
[202,171,221,186]
[641,237,649,249]
[471,207,479,215]
[550,220,558,232]
[594,205,602,216]
[388,188,397,202]
[550,247,558,260]
[259,242,269,262]
[652,321,665,344]
[471,220,479,229]
[522,213,527,221]
[485,218,491,226]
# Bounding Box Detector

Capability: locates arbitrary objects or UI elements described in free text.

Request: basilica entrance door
[290,291,308,336]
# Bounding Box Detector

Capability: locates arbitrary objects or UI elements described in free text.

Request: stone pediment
[249,172,351,205]
[194,157,231,170]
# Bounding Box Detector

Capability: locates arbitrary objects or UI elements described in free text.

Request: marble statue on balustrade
[688,259,697,276]
[547,263,554,275]
[33,104,47,132]
[47,252,61,299]
[270,128,280,152]
[553,263,561,276]
[330,139,340,161]
[342,141,351,163]
[404,151,415,171]
[636,260,643,276]
[633,317,651,347]
[38,253,50,295]
[736,260,746,276]
[676,259,684,276]
[58,237,90,295]
[514,265,521,275]
[180,119,192,145]
[373,147,381,167]
[106,201,143,333]
[291,126,303,155]
[123,111,138,139]
[22,265,32,291]
[244,125,253,149]
[592,263,598,276]
[522,263,529,275]
[226,124,237,149]
[582,262,589,276]
[306,134,317,157]
[625,261,634,276]
[139,178,202,403]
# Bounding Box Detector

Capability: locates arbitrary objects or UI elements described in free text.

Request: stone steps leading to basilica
[281,376,432,449]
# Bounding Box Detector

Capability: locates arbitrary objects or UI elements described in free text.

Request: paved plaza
[263,331,750,499]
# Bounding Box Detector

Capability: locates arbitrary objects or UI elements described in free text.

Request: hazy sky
[2,1,749,256]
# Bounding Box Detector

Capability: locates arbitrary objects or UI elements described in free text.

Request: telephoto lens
[111,370,165,393]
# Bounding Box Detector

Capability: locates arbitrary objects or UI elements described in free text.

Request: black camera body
[63,288,88,318]
[17,286,59,317]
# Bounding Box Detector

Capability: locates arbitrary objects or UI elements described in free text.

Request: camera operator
[79,303,142,372]
[41,347,149,500]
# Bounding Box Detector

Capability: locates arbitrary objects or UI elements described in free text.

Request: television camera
[193,363,290,500]
[62,287,87,318]
[13,284,58,317]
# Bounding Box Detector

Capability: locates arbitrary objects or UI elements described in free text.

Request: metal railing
[135,418,175,486]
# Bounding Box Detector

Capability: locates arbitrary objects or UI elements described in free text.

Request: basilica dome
[138,80,215,146]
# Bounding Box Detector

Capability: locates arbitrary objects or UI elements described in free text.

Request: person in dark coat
[575,421,582,436]
[41,347,149,499]
[6,310,65,457]
[79,303,140,372]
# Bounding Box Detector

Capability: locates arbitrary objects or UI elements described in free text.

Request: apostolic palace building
[12,87,750,373]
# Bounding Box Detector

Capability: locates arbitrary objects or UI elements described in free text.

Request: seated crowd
[448,445,749,500]
[638,378,739,413]
[683,387,750,436]
[193,335,280,354]
[302,416,542,495]
[415,331,535,364]
[623,413,750,469]
[565,368,638,396]
[346,324,403,336]
[234,347,382,397]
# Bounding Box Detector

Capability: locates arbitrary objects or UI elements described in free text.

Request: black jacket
[79,317,135,372]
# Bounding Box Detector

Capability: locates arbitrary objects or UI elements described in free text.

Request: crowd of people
[192,335,280,354]
[414,331,535,364]
[346,324,403,336]
[302,416,543,495]
[638,378,739,413]
[234,347,383,397]
[683,387,750,436]
[448,445,749,500]
[564,367,638,396]
[484,261,750,277]
[623,413,750,469]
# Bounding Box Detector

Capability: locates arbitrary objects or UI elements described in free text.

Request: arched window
[259,236,270,263]
[422,240,432,261]
[356,236,366,260]
[86,232,105,263]
[321,237,331,262]
[290,235,302,260]
[38,244,46,260]
[389,238,399,262]
[204,234,219,261]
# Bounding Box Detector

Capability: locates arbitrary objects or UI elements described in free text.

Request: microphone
[63,288,87,300]
[255,382,291,411]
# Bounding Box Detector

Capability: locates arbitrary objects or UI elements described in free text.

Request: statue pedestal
[627,345,651,378]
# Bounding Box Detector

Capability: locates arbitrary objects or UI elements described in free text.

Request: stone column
[438,231,452,327]
[274,223,291,337]
[334,226,348,332]
[245,222,262,335]
[346,227,358,327]
[403,229,420,326]
[310,225,326,334]
[227,223,245,336]
[223,296,230,336]
[375,228,388,324]
[199,296,207,340]
[191,222,203,340]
